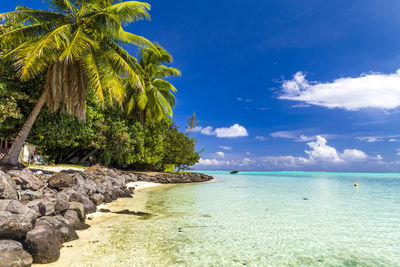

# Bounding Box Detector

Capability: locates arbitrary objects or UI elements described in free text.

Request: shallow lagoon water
[42,172,400,266]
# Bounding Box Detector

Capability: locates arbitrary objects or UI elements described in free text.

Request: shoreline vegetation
[0,165,213,265]
[0,1,211,266]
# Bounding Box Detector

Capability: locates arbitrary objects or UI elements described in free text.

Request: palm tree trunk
[0,89,48,166]
[79,148,99,164]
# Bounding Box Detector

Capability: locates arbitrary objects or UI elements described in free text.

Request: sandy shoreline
[34,180,166,267]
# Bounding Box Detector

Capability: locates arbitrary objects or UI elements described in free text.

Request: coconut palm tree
[0,0,154,166]
[125,43,181,124]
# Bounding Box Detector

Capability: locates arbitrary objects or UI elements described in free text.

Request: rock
[39,199,56,216]
[64,189,83,203]
[89,193,104,206]
[24,222,61,264]
[103,193,112,203]
[20,190,40,201]
[0,200,37,238]
[63,210,89,230]
[68,202,85,221]
[0,171,18,200]
[7,169,44,191]
[81,195,96,214]
[54,194,70,213]
[48,172,76,189]
[119,188,133,198]
[0,239,33,267]
[110,189,118,200]
[36,216,78,243]
[26,199,55,217]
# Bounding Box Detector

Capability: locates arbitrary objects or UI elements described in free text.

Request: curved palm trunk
[0,89,48,166]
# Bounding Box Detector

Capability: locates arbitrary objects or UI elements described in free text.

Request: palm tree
[0,0,154,166]
[125,43,181,124]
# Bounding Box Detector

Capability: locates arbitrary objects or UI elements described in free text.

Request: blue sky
[4,0,400,171]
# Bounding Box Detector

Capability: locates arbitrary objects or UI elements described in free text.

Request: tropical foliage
[0,1,201,170]
[0,0,156,165]
[125,43,181,124]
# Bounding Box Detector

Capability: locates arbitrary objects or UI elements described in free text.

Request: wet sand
[36,183,166,267]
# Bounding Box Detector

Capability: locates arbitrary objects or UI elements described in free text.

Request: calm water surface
[52,172,400,266]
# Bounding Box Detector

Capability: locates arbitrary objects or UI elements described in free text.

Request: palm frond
[59,27,98,62]
[154,66,181,78]
[107,1,150,24]
[16,24,73,80]
[46,0,78,14]
[0,23,55,49]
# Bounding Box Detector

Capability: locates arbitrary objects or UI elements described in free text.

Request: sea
[45,172,400,266]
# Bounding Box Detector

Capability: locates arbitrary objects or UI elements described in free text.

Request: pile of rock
[0,166,213,266]
[132,172,214,184]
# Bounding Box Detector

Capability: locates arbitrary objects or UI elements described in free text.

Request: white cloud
[255,136,267,141]
[341,149,368,162]
[270,131,299,139]
[198,158,231,166]
[357,135,400,143]
[262,136,369,167]
[237,97,243,101]
[214,124,248,138]
[305,136,343,163]
[270,130,337,142]
[216,152,225,158]
[357,136,382,143]
[191,124,248,138]
[219,146,232,151]
[280,70,400,110]
[291,103,311,108]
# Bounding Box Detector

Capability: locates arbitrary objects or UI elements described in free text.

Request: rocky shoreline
[0,166,213,266]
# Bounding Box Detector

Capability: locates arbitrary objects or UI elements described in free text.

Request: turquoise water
[55,172,400,266]
[138,172,400,266]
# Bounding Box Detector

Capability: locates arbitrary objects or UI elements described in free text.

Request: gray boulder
[63,189,96,214]
[47,172,76,190]
[89,193,104,206]
[0,239,33,267]
[68,202,86,221]
[0,200,37,238]
[19,190,40,201]
[26,199,55,217]
[81,195,96,214]
[54,193,70,212]
[24,222,61,264]
[63,210,89,230]
[0,171,18,200]
[36,216,78,243]
[7,169,44,191]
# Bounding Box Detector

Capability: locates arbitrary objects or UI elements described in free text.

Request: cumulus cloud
[341,149,368,162]
[219,146,232,151]
[191,126,214,136]
[192,124,248,138]
[270,130,337,142]
[261,136,369,167]
[215,124,248,138]
[280,70,400,110]
[216,152,225,158]
[305,136,343,163]
[198,158,232,166]
[197,136,371,169]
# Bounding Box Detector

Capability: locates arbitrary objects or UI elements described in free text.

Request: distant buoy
[354,183,358,187]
